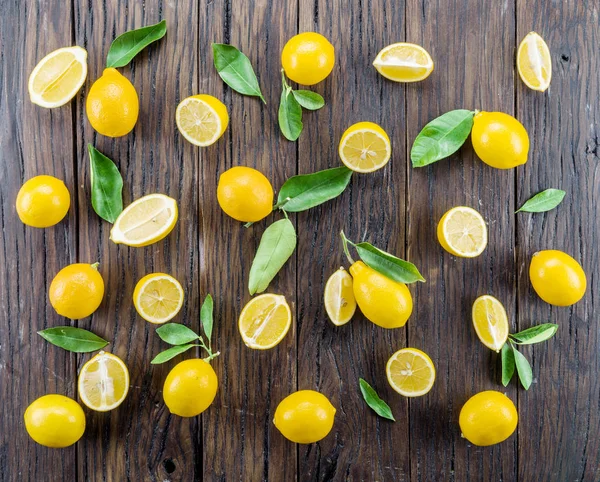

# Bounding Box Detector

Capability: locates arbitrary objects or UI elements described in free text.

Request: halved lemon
[437,206,487,258]
[373,43,433,82]
[239,294,292,350]
[338,121,391,173]
[386,348,436,397]
[133,273,184,324]
[324,267,356,326]
[175,94,229,147]
[28,46,87,108]
[517,32,551,92]
[78,351,129,412]
[110,194,178,247]
[472,295,509,352]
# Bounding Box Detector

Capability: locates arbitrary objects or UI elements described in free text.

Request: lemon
[49,262,104,319]
[133,273,184,324]
[28,46,87,108]
[110,194,178,247]
[471,111,529,169]
[176,94,229,147]
[338,122,391,173]
[24,394,86,448]
[78,351,129,412]
[472,295,509,352]
[459,391,518,446]
[517,32,551,92]
[16,175,71,228]
[217,166,274,223]
[437,206,487,258]
[373,43,434,82]
[274,390,336,444]
[324,267,357,326]
[163,359,218,417]
[529,250,586,306]
[386,348,436,397]
[86,68,139,137]
[281,32,335,86]
[238,294,292,349]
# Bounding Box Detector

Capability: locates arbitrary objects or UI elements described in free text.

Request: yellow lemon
[386,348,436,397]
[349,261,412,329]
[24,394,85,448]
[175,94,229,147]
[281,32,335,85]
[163,359,218,417]
[16,175,70,228]
[472,295,509,352]
[78,351,130,412]
[324,267,357,326]
[338,121,391,173]
[471,111,529,169]
[373,43,434,82]
[49,262,104,319]
[217,166,274,223]
[459,391,518,446]
[529,250,586,306]
[437,206,487,258]
[274,390,336,444]
[86,68,139,137]
[238,294,292,349]
[133,273,184,324]
[517,32,551,92]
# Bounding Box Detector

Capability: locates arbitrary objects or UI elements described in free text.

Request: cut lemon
[324,267,356,326]
[239,294,292,350]
[472,295,509,352]
[373,43,433,82]
[133,273,184,324]
[175,94,229,147]
[78,351,129,411]
[338,121,391,173]
[386,348,435,397]
[28,46,87,108]
[437,206,487,258]
[517,32,551,92]
[110,194,178,247]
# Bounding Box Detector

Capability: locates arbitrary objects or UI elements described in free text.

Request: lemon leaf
[106,20,167,68]
[292,90,325,110]
[156,323,200,345]
[352,240,425,284]
[278,72,303,141]
[511,344,533,390]
[212,44,266,103]
[88,144,123,224]
[501,343,515,387]
[516,189,566,213]
[38,326,108,353]
[151,344,199,365]
[200,294,214,343]
[359,378,395,421]
[509,323,558,344]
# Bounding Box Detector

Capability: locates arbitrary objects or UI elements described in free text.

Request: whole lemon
[49,263,104,319]
[274,390,336,444]
[24,394,86,448]
[16,175,70,228]
[349,261,413,328]
[163,359,218,417]
[459,390,517,446]
[281,32,335,85]
[529,250,586,306]
[471,111,529,169]
[217,166,274,222]
[86,68,139,137]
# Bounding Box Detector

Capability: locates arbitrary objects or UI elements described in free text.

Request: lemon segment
[437,206,487,258]
[517,32,551,92]
[110,194,178,247]
[338,121,391,173]
[324,267,357,326]
[28,46,87,108]
[78,351,129,412]
[133,273,184,324]
[238,294,292,350]
[472,295,509,352]
[373,43,433,82]
[176,94,228,147]
[386,348,436,397]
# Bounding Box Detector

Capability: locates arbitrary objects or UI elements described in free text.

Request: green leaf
[248,218,297,295]
[509,323,558,345]
[200,294,214,343]
[511,344,533,390]
[88,144,123,223]
[212,44,266,103]
[359,378,395,421]
[38,326,108,353]
[151,344,198,364]
[155,323,199,345]
[410,109,475,167]
[278,73,303,141]
[292,90,325,110]
[106,20,167,68]
[277,166,352,213]
[501,343,515,387]
[516,189,566,213]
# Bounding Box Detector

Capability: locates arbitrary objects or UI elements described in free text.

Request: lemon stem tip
[91,262,100,270]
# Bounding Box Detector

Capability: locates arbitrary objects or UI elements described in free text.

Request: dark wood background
[1,0,598,480]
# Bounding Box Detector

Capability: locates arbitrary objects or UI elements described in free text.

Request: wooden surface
[1,0,598,480]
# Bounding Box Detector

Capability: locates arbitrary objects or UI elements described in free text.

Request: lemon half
[78,351,129,412]
[133,273,184,324]
[517,32,551,92]
[472,295,509,352]
[338,121,391,173]
[373,43,433,82]
[437,206,487,258]
[238,294,292,350]
[386,348,436,397]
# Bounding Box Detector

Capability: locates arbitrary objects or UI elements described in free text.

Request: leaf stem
[244,221,254,228]
[340,230,355,265]
[273,197,291,211]
[198,336,220,362]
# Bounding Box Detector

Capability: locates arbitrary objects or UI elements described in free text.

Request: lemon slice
[338,121,391,173]
[175,94,229,147]
[324,267,356,326]
[517,32,551,92]
[239,294,292,349]
[472,295,509,352]
[373,43,433,82]
[437,206,487,258]
[28,46,87,108]
[78,351,129,412]
[386,348,436,397]
[110,194,178,247]
[133,273,184,324]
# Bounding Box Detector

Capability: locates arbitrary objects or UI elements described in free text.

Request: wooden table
[1,0,598,480]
